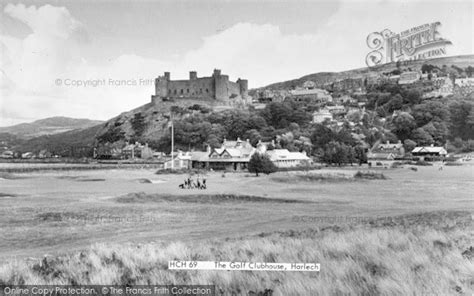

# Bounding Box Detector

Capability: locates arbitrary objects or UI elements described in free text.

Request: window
[206,88,209,93]
[187,89,189,93]
[200,88,202,94]
[174,89,177,95]
[181,89,183,94]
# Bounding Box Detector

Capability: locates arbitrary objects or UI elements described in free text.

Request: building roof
[266,149,310,161]
[313,108,332,116]
[369,141,404,159]
[289,88,327,96]
[190,151,209,161]
[222,138,253,149]
[412,146,447,154]
[367,152,397,160]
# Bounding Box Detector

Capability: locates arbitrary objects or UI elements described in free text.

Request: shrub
[248,153,277,176]
[354,171,387,180]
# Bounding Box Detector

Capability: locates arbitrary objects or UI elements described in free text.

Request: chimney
[189,71,197,80]
[213,69,221,77]
[386,140,390,145]
[431,143,434,147]
[206,145,211,154]
[164,72,170,80]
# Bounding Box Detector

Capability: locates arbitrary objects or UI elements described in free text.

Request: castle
[151,69,248,103]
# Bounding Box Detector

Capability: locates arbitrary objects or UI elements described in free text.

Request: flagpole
[170,114,174,170]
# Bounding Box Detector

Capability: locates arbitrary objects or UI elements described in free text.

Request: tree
[130,112,146,141]
[390,112,416,141]
[411,128,433,146]
[412,101,449,126]
[449,100,474,140]
[248,153,277,176]
[321,141,352,166]
[403,139,417,153]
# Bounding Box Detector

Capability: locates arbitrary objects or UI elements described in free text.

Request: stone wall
[166,77,215,99]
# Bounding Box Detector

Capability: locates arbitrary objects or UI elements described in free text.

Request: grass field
[0,164,473,294]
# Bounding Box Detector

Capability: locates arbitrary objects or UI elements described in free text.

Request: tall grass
[1,212,472,295]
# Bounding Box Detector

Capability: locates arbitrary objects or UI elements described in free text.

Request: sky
[0,0,472,126]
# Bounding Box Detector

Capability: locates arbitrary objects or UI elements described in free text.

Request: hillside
[258,55,474,91]
[5,54,473,157]
[0,116,104,139]
[12,124,105,155]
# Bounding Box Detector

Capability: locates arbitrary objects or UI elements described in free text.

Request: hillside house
[337,95,357,104]
[122,142,154,159]
[367,141,405,167]
[326,105,346,116]
[312,108,333,123]
[454,78,474,96]
[412,145,447,160]
[398,71,421,84]
[289,88,332,103]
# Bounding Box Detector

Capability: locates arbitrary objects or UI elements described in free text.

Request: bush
[248,153,277,176]
[354,171,387,180]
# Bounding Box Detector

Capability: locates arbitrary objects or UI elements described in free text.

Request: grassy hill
[0,117,104,139]
[13,124,104,154]
[258,55,474,91]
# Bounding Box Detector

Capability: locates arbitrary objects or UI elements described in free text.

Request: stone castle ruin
[151,69,249,108]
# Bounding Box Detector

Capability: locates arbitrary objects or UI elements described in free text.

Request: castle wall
[227,81,242,99]
[166,77,215,99]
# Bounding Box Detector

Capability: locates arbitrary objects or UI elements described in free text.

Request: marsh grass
[1,211,472,295]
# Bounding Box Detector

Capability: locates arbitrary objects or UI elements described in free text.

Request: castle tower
[155,72,169,98]
[237,78,248,96]
[214,70,229,100]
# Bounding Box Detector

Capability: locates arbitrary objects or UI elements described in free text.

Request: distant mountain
[257,55,474,91]
[15,124,105,155]
[0,116,104,139]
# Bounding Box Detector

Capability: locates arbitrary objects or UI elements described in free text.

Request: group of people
[179,175,207,189]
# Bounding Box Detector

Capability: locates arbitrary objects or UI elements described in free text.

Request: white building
[398,71,421,84]
[164,151,192,169]
[312,108,333,123]
[412,145,447,159]
[455,77,474,87]
[266,149,311,168]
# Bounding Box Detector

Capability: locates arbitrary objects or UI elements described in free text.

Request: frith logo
[365,22,452,67]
